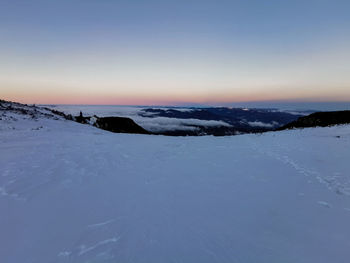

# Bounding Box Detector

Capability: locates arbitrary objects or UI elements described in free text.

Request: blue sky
[1,0,350,105]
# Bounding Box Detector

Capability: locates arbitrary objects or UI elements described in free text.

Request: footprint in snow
[58,251,72,257]
[318,201,331,208]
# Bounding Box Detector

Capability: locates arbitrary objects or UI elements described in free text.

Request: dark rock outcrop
[278,111,350,130]
[95,117,150,134]
[75,115,90,124]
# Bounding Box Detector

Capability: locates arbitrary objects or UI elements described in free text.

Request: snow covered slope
[1,109,350,263]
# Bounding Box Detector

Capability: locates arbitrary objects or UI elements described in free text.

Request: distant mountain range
[138,107,303,135]
[2,99,350,136]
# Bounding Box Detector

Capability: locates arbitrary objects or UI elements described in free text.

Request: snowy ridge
[1,101,350,263]
[0,100,69,131]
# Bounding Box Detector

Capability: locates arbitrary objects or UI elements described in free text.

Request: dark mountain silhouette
[278,111,350,130]
[95,117,150,134]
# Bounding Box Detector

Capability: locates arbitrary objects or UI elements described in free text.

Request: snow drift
[1,103,350,263]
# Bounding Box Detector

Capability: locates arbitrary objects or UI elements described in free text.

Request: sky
[1,0,350,105]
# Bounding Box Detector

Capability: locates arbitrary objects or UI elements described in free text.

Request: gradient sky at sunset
[1,0,350,105]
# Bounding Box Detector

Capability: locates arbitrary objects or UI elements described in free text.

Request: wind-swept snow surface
[1,114,350,263]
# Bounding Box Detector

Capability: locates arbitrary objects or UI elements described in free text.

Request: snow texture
[1,108,350,263]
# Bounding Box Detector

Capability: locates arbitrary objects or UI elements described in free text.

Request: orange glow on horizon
[3,90,350,106]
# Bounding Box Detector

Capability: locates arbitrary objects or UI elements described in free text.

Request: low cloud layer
[138,117,231,132]
[51,105,231,132]
[247,121,279,128]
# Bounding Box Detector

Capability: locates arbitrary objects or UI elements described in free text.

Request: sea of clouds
[45,105,232,132]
